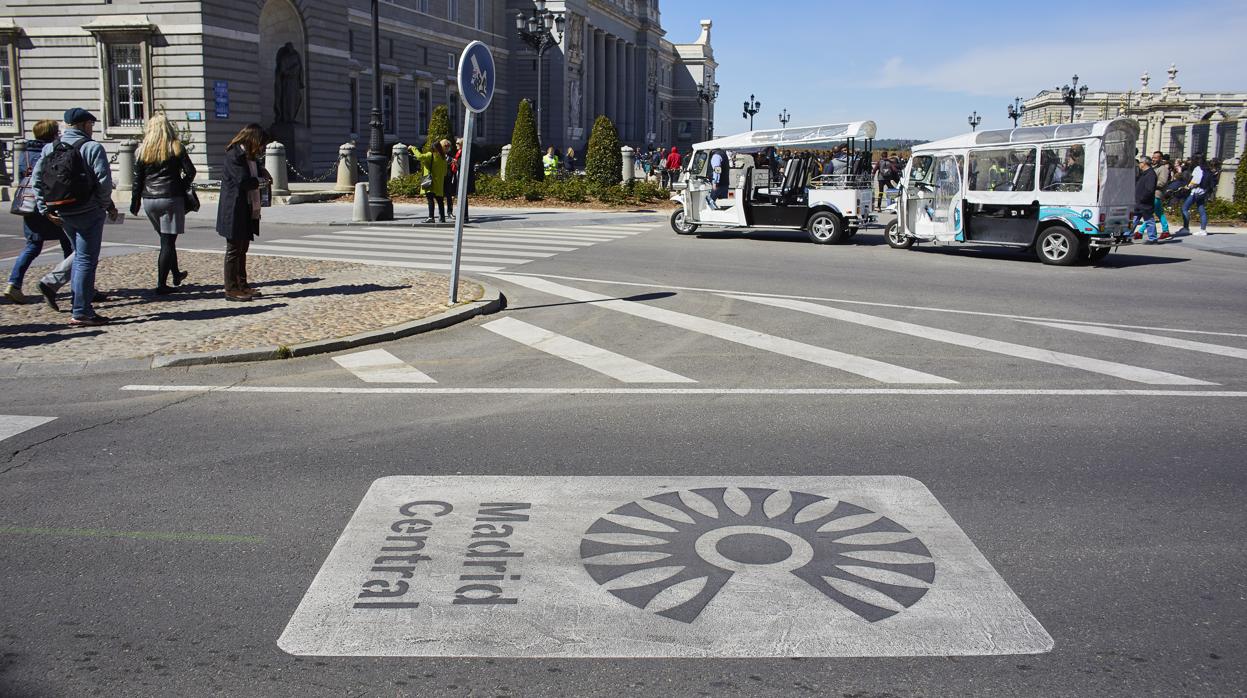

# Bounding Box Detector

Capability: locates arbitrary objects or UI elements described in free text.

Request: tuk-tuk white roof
[693,121,877,153]
[913,118,1139,152]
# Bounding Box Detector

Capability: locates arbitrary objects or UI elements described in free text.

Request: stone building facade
[0,1,715,182]
[1021,65,1245,198]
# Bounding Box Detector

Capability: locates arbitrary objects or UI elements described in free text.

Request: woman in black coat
[215,124,269,302]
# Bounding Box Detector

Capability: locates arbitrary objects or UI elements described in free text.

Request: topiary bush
[504,99,543,182]
[1235,153,1247,208]
[585,115,622,187]
[388,174,424,198]
[424,105,452,153]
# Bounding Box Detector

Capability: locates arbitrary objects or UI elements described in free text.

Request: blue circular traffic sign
[458,41,495,114]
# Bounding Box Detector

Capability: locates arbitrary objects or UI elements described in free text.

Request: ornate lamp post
[696,80,719,139]
[967,111,981,131]
[365,0,393,221]
[1007,97,1025,127]
[779,108,790,128]
[742,94,761,130]
[515,0,564,146]
[1061,74,1089,123]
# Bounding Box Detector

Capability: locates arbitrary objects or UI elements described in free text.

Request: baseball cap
[63,107,99,125]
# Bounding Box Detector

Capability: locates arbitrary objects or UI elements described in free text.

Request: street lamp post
[742,94,761,130]
[696,81,719,139]
[515,1,564,146]
[967,111,981,131]
[1007,97,1026,127]
[779,108,790,128]
[366,0,393,221]
[1061,75,1089,123]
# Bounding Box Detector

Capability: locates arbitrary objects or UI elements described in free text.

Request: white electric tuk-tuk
[669,122,878,244]
[884,118,1139,265]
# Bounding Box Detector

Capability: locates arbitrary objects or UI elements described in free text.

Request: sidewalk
[1168,226,1247,258]
[0,251,491,374]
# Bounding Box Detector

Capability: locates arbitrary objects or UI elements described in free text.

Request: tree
[1235,150,1247,208]
[424,105,452,153]
[505,99,543,182]
[585,115,622,187]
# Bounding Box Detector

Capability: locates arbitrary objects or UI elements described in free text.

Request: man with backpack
[32,107,116,326]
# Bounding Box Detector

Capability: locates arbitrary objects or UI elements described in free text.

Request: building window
[1169,126,1185,157]
[418,86,431,135]
[475,0,486,30]
[1191,123,1210,159]
[108,43,145,127]
[449,0,459,23]
[349,77,359,136]
[474,110,485,139]
[382,81,396,134]
[448,94,459,137]
[0,46,15,129]
[1215,121,1236,162]
[416,0,429,12]
[348,30,354,54]
[448,52,456,70]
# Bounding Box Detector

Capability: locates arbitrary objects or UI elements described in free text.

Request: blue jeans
[1133,213,1156,241]
[1181,191,1207,230]
[7,216,71,287]
[1152,196,1169,233]
[59,210,106,319]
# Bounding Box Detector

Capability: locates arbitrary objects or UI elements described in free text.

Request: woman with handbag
[410,140,448,224]
[5,119,73,304]
[215,124,270,302]
[130,113,196,294]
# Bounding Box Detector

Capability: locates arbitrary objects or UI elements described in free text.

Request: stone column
[615,40,626,133]
[115,140,138,192]
[335,142,357,192]
[594,31,606,119]
[621,145,635,183]
[390,142,409,179]
[500,144,511,180]
[604,36,616,124]
[623,44,634,143]
[265,141,290,196]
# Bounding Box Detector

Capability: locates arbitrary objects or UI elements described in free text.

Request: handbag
[420,174,433,189]
[9,175,37,216]
[184,184,201,213]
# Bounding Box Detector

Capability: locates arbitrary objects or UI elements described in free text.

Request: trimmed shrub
[504,99,543,182]
[1235,155,1247,208]
[424,105,452,153]
[585,115,622,187]
[388,174,424,198]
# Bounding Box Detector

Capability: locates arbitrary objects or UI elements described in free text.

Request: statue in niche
[569,76,582,133]
[274,42,304,123]
[567,14,585,64]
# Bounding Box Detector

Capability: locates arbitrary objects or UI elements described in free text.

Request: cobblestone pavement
[0,251,481,363]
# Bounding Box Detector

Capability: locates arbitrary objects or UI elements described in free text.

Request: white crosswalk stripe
[725,295,1215,386]
[332,349,436,383]
[482,317,695,383]
[1023,321,1247,360]
[245,223,652,270]
[0,415,56,442]
[491,274,956,384]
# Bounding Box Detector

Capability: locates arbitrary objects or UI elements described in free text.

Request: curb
[1,280,504,376]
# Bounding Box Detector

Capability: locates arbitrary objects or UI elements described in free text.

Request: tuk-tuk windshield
[909,155,935,184]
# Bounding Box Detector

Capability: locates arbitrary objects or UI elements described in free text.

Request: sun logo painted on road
[579,487,935,624]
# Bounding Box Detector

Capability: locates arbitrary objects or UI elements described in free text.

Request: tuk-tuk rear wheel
[1035,226,1079,266]
[806,211,847,245]
[671,208,698,235]
[885,220,914,249]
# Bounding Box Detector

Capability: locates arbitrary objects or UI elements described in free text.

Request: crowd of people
[1133,152,1222,243]
[5,106,280,322]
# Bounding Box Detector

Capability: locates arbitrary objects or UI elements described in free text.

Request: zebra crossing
[242,222,656,272]
[316,275,1247,391]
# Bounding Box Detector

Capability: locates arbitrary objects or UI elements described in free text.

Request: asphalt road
[2,209,1245,697]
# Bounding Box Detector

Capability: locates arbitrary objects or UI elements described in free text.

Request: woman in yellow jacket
[409,141,449,223]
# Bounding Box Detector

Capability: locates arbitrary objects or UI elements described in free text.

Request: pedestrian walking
[5,119,73,305]
[215,123,270,302]
[440,139,456,218]
[31,107,117,326]
[448,137,476,223]
[1134,156,1158,244]
[410,140,448,223]
[1180,155,1211,236]
[131,113,196,294]
[664,147,682,187]
[1150,151,1172,238]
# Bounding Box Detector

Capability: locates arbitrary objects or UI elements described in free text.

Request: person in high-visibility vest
[543,146,560,177]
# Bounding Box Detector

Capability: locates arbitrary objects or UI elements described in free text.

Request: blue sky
[661,0,1247,139]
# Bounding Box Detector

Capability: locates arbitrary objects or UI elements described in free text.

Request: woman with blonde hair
[215,123,270,301]
[130,113,196,294]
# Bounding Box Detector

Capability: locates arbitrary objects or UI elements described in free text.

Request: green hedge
[476,174,670,206]
[1235,156,1247,208]
[388,174,424,198]
[585,115,622,187]
[504,99,543,182]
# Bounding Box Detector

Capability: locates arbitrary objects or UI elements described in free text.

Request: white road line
[0,415,56,442]
[270,238,556,259]
[351,228,606,245]
[490,274,954,384]
[519,227,637,237]
[726,295,1214,387]
[1024,321,1247,360]
[249,244,529,266]
[306,233,579,252]
[498,271,1247,339]
[483,317,695,383]
[121,385,1247,397]
[332,349,436,383]
[241,251,503,272]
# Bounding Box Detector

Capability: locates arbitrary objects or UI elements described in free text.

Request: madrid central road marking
[277,476,1052,657]
[490,274,954,384]
[0,415,56,442]
[482,317,695,383]
[723,294,1214,386]
[332,349,436,383]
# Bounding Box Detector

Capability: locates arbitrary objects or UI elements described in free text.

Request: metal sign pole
[448,109,475,305]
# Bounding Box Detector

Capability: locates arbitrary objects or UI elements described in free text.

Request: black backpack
[1200,167,1218,194]
[39,139,97,210]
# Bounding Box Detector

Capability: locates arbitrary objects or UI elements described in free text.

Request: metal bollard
[265,141,290,196]
[621,146,635,184]
[390,142,409,180]
[500,144,511,180]
[335,141,357,192]
[115,140,138,191]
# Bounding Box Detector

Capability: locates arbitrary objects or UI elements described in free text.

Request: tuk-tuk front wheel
[1035,226,1079,266]
[885,220,914,249]
[807,211,847,244]
[671,208,698,235]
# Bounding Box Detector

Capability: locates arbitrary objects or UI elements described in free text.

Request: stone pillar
[621,145,635,184]
[604,36,616,124]
[500,144,511,180]
[115,140,138,192]
[623,44,633,142]
[335,142,357,192]
[391,142,409,179]
[9,139,26,186]
[594,31,606,119]
[615,40,626,132]
[265,141,290,196]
